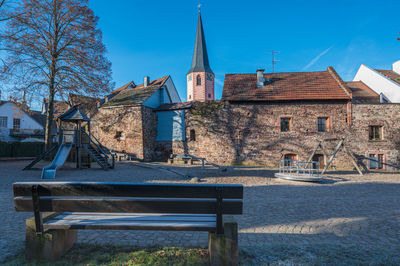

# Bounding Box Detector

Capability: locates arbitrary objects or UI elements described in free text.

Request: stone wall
[349,103,400,170]
[91,106,145,159]
[164,101,400,170]
[161,101,353,168]
[141,106,157,161]
[92,101,400,170]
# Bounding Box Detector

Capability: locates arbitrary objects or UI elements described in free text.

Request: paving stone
[1,161,400,262]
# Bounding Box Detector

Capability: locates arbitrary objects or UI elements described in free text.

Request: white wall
[0,102,43,141]
[156,110,185,141]
[353,64,400,103]
[393,60,400,75]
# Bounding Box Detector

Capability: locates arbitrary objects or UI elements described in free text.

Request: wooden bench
[169,154,206,166]
[13,182,243,265]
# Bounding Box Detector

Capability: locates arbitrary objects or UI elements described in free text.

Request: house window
[369,126,382,141]
[208,93,211,98]
[318,117,329,132]
[196,75,201,86]
[13,118,20,131]
[284,153,297,166]
[280,117,292,132]
[114,131,122,140]
[0,116,7,128]
[189,129,196,141]
[369,154,384,169]
[189,95,191,100]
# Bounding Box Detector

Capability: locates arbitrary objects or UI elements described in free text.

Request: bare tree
[1,0,113,149]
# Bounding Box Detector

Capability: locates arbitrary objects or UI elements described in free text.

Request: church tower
[187,9,214,102]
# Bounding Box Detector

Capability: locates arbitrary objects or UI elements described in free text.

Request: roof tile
[222,67,352,102]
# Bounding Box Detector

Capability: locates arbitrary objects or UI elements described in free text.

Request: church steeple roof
[188,11,213,74]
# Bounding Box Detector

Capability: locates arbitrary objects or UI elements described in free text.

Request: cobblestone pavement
[1,160,400,263]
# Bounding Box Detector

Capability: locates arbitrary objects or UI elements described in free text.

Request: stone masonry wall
[165,101,353,168]
[91,106,145,159]
[163,102,400,170]
[141,106,158,161]
[349,104,400,170]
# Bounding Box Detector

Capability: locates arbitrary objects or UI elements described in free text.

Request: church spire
[188,11,213,74]
[186,8,214,102]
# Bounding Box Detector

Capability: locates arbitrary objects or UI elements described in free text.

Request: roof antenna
[268,51,280,73]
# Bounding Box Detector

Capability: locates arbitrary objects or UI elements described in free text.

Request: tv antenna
[268,51,280,73]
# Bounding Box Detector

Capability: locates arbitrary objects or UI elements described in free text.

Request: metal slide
[41,144,72,179]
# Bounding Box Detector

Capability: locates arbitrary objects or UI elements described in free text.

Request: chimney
[392,60,400,75]
[144,76,150,87]
[256,69,266,88]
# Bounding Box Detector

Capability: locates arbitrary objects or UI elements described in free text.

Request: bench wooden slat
[13,182,243,199]
[14,197,243,214]
[53,213,217,222]
[44,221,217,231]
[44,213,217,230]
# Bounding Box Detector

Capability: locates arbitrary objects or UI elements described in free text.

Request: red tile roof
[375,69,400,85]
[344,81,380,103]
[222,67,352,102]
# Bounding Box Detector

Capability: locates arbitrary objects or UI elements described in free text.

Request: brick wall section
[91,106,145,159]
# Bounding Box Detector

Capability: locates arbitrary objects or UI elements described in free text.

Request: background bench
[13,182,243,265]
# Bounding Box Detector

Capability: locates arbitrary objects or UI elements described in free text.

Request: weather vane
[198,1,202,12]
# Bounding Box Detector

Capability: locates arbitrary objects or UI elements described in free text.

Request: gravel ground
[1,160,400,264]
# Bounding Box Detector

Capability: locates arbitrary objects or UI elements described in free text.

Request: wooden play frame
[308,137,364,176]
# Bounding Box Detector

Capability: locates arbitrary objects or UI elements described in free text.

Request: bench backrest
[13,182,243,215]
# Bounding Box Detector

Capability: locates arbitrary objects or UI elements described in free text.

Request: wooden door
[312,154,325,169]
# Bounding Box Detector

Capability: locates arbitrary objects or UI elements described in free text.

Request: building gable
[0,102,43,130]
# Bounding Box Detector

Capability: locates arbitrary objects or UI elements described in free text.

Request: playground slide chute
[41,144,72,179]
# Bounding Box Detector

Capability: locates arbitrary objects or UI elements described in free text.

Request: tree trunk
[44,86,55,150]
[44,58,57,150]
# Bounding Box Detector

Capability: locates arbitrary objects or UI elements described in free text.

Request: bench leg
[25,214,77,261]
[208,216,239,266]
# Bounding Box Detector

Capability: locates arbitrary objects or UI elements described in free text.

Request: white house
[0,100,45,142]
[353,60,400,103]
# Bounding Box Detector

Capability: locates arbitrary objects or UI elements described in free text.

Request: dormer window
[196,75,201,86]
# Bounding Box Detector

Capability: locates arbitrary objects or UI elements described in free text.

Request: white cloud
[303,46,333,70]
[215,78,224,86]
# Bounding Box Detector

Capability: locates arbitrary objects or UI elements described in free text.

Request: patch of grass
[1,244,209,266]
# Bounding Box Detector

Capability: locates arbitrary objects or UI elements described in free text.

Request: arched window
[196,75,201,86]
[189,129,196,141]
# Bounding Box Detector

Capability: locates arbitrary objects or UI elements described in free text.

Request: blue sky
[89,0,400,101]
[9,0,399,109]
